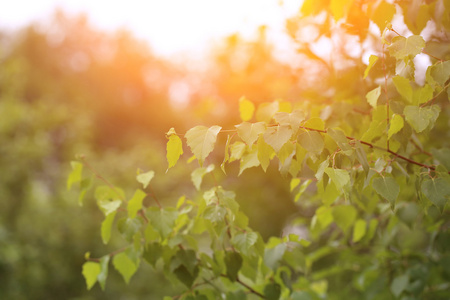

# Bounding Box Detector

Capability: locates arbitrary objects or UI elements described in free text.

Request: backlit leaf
[191,164,215,190]
[273,110,305,130]
[294,179,312,203]
[239,96,255,121]
[136,170,155,189]
[298,130,324,153]
[256,101,279,122]
[229,141,246,162]
[366,86,381,108]
[388,35,425,60]
[264,125,293,153]
[97,199,121,216]
[112,252,137,284]
[427,60,450,88]
[412,84,433,105]
[257,134,274,172]
[324,168,350,191]
[166,131,183,171]
[235,122,266,147]
[221,134,232,173]
[185,125,222,166]
[364,55,379,79]
[239,146,260,176]
[371,1,396,32]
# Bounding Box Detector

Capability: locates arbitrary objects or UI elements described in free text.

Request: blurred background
[1,0,448,299]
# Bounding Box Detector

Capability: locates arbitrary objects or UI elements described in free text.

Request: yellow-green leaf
[112,252,138,284]
[67,161,83,190]
[364,55,379,79]
[166,132,183,171]
[82,261,101,290]
[257,134,274,172]
[127,189,146,219]
[388,35,425,60]
[239,96,255,121]
[352,219,367,243]
[185,125,222,167]
[101,211,116,244]
[239,146,260,176]
[388,114,404,139]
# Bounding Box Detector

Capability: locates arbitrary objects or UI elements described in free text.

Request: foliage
[71,1,450,299]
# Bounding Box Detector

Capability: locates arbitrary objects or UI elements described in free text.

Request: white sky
[0,0,301,57]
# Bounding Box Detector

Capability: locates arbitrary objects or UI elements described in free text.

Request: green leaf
[263,125,293,153]
[185,125,222,166]
[166,131,183,171]
[316,206,334,228]
[256,101,279,122]
[273,110,305,130]
[324,168,350,191]
[173,264,199,288]
[364,55,379,79]
[232,232,258,255]
[101,211,116,244]
[127,189,146,219]
[393,76,412,103]
[390,274,409,298]
[239,146,260,175]
[82,261,101,290]
[298,130,324,153]
[327,128,353,155]
[352,219,366,243]
[388,114,404,139]
[136,170,155,189]
[388,35,425,60]
[371,1,396,32]
[373,176,400,208]
[421,177,450,212]
[332,205,357,233]
[235,122,266,147]
[113,252,137,284]
[191,164,215,190]
[264,243,286,270]
[148,207,178,239]
[224,252,243,282]
[95,185,124,202]
[97,255,110,290]
[67,161,83,190]
[431,148,450,170]
[264,282,281,300]
[239,96,255,121]
[366,86,381,108]
[143,242,162,267]
[404,105,441,133]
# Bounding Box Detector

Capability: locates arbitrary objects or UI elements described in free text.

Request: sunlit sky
[0,0,301,57]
